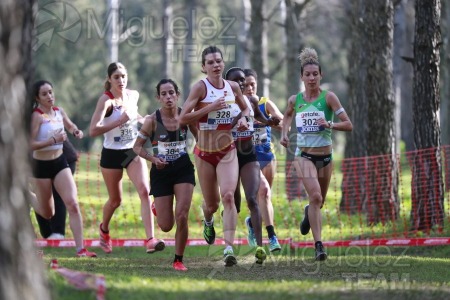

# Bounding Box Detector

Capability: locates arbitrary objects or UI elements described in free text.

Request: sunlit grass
[43,245,450,300]
[31,153,450,241]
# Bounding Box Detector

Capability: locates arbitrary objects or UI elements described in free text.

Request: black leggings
[35,161,76,238]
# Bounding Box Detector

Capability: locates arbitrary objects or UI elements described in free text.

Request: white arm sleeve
[334,107,345,116]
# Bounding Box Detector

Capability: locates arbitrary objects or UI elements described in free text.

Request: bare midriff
[197,130,234,152]
[300,145,332,156]
[33,148,63,161]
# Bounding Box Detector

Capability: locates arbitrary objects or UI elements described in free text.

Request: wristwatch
[328,121,334,129]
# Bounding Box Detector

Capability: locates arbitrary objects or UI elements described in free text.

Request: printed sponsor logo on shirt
[233,130,254,138]
[164,154,181,161]
[208,118,233,125]
[298,126,322,133]
[300,112,322,118]
[162,141,183,147]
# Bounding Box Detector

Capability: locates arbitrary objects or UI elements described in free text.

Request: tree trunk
[364,0,399,224]
[410,0,444,232]
[107,0,120,63]
[341,0,369,214]
[236,0,251,68]
[341,0,400,225]
[393,1,403,156]
[182,0,196,98]
[161,0,173,78]
[0,0,51,299]
[399,0,415,151]
[441,0,450,191]
[283,0,311,201]
[249,0,269,96]
[441,0,450,146]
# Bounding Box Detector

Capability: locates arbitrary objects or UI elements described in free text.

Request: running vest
[196,78,235,131]
[295,90,333,147]
[150,108,188,162]
[33,107,64,151]
[102,90,138,149]
[231,95,254,141]
[253,97,271,146]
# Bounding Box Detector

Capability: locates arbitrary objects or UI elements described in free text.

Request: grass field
[33,152,450,299]
[43,245,450,300]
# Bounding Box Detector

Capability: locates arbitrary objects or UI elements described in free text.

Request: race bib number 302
[296,111,325,133]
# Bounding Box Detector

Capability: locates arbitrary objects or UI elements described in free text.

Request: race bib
[157,140,186,161]
[253,126,268,144]
[296,111,325,133]
[233,129,254,140]
[207,102,235,126]
[119,123,137,143]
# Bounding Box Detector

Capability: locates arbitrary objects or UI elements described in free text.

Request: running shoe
[173,261,188,271]
[245,216,257,248]
[300,204,311,235]
[76,248,97,258]
[47,233,65,239]
[223,248,237,267]
[99,223,112,254]
[268,235,281,252]
[255,246,267,264]
[146,238,165,253]
[203,220,216,245]
[315,242,328,261]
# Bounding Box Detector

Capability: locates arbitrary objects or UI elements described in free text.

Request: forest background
[34,0,450,155]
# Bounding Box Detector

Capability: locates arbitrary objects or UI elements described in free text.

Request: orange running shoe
[99,223,112,254]
[173,261,188,271]
[76,248,97,257]
[146,238,165,253]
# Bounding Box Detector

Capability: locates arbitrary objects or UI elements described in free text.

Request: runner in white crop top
[30,80,95,257]
[89,62,164,254]
[101,89,139,149]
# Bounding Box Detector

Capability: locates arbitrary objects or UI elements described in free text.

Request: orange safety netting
[33,145,450,247]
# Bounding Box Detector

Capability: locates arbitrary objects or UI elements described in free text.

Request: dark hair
[156,79,180,96]
[104,62,127,91]
[243,68,258,80]
[201,46,223,65]
[32,80,53,108]
[225,67,244,80]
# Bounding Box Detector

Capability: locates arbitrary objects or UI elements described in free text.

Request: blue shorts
[255,143,275,170]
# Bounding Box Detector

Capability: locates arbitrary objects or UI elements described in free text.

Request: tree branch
[268,54,286,79]
[267,0,283,21]
[401,56,414,64]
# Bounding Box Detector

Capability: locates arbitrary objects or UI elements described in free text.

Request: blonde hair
[298,48,321,74]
